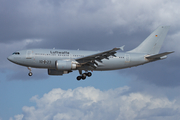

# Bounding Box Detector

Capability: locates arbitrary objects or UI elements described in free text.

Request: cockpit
[12,52,20,55]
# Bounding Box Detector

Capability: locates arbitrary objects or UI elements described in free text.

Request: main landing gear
[28,67,33,76]
[77,70,92,81]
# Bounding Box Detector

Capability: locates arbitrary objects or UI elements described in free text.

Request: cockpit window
[12,52,20,55]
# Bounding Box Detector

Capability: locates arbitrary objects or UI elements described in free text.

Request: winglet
[120,45,125,51]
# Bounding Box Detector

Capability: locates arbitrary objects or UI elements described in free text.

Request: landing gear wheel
[77,76,82,81]
[28,72,33,76]
[77,70,91,80]
[27,67,32,76]
[82,76,86,80]
[86,72,92,77]
[82,73,86,80]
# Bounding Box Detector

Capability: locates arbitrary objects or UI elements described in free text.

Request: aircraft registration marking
[39,60,51,64]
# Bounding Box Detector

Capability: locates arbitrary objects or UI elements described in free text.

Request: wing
[75,46,124,68]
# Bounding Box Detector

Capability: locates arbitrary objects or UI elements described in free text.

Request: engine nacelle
[48,69,69,75]
[55,60,76,70]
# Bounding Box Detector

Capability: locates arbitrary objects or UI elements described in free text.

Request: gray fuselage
[8,49,149,71]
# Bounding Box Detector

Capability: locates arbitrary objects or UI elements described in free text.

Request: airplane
[7,26,174,80]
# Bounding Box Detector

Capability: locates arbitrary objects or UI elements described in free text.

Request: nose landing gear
[77,70,92,81]
[28,67,33,76]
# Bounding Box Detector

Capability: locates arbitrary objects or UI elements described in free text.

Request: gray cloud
[120,56,179,87]
[1,0,179,50]
[1,0,180,45]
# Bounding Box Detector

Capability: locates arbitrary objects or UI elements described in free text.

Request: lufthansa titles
[50,51,69,54]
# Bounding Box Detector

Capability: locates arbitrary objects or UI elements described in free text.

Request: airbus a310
[7,26,174,80]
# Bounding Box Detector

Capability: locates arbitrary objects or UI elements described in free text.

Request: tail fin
[128,26,170,54]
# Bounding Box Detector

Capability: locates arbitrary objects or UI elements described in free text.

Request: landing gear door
[26,50,32,59]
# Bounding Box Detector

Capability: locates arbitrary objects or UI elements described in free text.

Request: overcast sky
[1,0,180,120]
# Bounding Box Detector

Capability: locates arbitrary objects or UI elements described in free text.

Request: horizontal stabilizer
[145,51,174,60]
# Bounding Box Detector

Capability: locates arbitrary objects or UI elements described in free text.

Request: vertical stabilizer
[128,26,170,54]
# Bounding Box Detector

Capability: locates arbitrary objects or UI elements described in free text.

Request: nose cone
[7,56,14,62]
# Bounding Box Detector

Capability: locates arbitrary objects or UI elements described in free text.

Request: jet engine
[55,60,77,70]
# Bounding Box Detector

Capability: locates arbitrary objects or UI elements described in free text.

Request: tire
[82,76,86,80]
[87,72,92,77]
[77,76,82,81]
[82,73,86,77]
[28,72,33,76]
